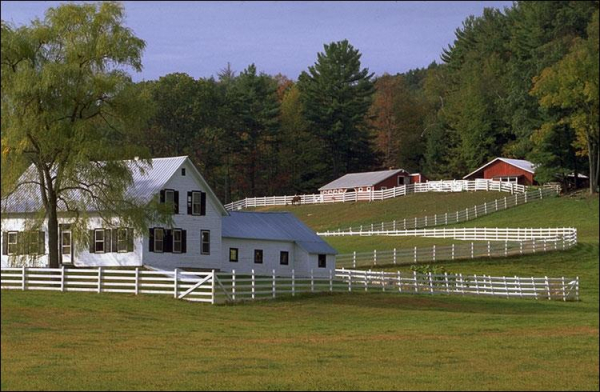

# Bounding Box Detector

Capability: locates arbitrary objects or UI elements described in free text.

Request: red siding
[374,173,410,190]
[467,160,535,185]
[409,173,428,184]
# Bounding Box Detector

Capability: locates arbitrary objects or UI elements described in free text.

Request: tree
[1,2,170,267]
[531,10,599,193]
[298,40,377,182]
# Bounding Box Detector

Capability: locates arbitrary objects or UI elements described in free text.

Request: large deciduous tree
[531,10,599,194]
[1,2,168,267]
[298,40,377,182]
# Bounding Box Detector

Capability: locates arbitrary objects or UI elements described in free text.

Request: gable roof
[319,169,408,191]
[463,157,536,180]
[1,156,228,216]
[222,211,337,255]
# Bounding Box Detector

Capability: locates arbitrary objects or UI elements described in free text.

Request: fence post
[365,270,370,292]
[22,266,26,291]
[393,248,397,265]
[576,276,579,301]
[532,277,538,300]
[545,276,551,300]
[474,274,480,295]
[487,241,491,257]
[466,208,469,221]
[232,270,236,301]
[352,251,356,268]
[445,213,448,225]
[428,272,434,294]
[272,269,276,299]
[381,270,386,292]
[452,244,455,260]
[414,246,417,263]
[533,239,536,253]
[460,273,465,296]
[374,249,377,266]
[292,269,295,296]
[348,270,352,292]
[61,265,65,292]
[311,269,314,292]
[539,188,543,199]
[471,242,474,259]
[432,245,436,262]
[97,267,102,294]
[561,276,566,302]
[520,241,523,255]
[173,268,178,298]
[397,271,402,293]
[504,241,508,257]
[211,270,216,305]
[329,270,333,292]
[251,269,255,300]
[444,272,450,293]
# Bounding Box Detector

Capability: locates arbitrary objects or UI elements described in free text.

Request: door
[60,224,74,265]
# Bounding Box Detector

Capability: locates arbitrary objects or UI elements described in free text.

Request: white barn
[1,156,336,277]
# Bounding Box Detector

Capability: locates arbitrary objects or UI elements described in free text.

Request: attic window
[181,168,186,176]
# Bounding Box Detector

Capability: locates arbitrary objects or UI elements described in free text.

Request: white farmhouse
[1,156,336,277]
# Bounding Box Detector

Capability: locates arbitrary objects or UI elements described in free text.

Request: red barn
[319,169,426,196]
[463,158,536,185]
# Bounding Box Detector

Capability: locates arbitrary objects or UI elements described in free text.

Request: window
[154,228,164,253]
[280,251,289,265]
[165,189,174,205]
[117,228,128,253]
[254,249,263,264]
[192,191,202,215]
[318,254,327,268]
[181,168,186,176]
[201,230,210,254]
[229,248,239,262]
[28,232,39,255]
[94,229,105,253]
[173,229,182,253]
[7,232,17,255]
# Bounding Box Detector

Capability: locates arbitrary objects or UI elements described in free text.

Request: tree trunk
[47,205,60,268]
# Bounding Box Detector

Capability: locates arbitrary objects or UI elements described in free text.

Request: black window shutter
[149,228,154,252]
[89,230,95,253]
[104,229,111,253]
[2,232,7,255]
[174,191,179,214]
[201,192,206,216]
[112,229,118,252]
[39,231,45,254]
[187,192,192,215]
[127,228,134,252]
[164,229,173,253]
[17,232,24,255]
[160,190,165,203]
[181,230,187,253]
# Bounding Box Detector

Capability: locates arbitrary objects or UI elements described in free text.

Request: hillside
[253,191,507,231]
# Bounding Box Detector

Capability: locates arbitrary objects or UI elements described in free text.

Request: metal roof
[463,158,536,179]
[319,169,408,191]
[222,211,338,255]
[1,156,228,216]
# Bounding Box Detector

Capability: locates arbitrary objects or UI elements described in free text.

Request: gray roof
[222,211,337,255]
[2,156,228,215]
[463,157,536,179]
[319,169,408,191]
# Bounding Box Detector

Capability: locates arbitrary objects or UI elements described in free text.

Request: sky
[1,1,515,82]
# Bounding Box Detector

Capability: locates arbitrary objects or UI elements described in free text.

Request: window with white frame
[173,229,182,253]
[201,230,210,255]
[154,228,164,253]
[192,191,202,215]
[117,228,128,253]
[94,229,105,253]
[7,232,18,255]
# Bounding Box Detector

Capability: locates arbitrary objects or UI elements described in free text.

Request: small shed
[463,158,536,185]
[221,211,337,277]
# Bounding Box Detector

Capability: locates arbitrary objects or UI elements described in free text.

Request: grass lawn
[253,191,507,232]
[2,194,598,390]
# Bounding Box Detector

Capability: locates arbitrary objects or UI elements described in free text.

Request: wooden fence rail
[321,187,559,234]
[223,179,539,211]
[1,267,579,303]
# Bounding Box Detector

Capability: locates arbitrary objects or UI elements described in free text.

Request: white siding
[221,238,296,275]
[142,159,223,270]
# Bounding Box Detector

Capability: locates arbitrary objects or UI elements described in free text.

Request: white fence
[334,269,579,301]
[336,237,577,268]
[324,187,558,234]
[0,267,216,303]
[224,179,530,211]
[1,266,579,302]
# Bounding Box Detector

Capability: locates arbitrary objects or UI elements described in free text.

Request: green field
[2,193,598,390]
